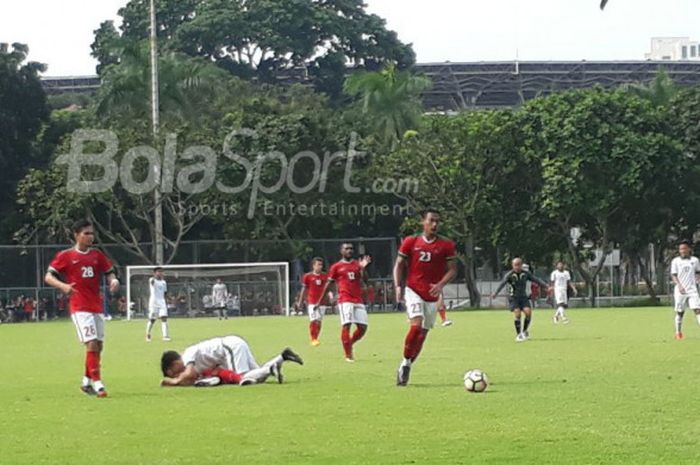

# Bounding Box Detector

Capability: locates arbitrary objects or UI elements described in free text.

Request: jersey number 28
[81,266,95,278]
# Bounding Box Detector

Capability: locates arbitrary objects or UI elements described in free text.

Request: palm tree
[94,39,231,127]
[624,70,678,108]
[344,65,431,147]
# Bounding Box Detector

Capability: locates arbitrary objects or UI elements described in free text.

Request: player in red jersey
[296,257,330,346]
[318,243,372,362]
[44,219,119,398]
[394,209,458,386]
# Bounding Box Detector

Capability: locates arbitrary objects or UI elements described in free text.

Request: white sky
[0,0,698,76]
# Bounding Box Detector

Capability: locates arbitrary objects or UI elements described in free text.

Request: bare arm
[672,274,685,294]
[296,285,307,308]
[429,259,458,298]
[44,272,74,295]
[160,364,198,387]
[393,255,408,303]
[528,271,549,288]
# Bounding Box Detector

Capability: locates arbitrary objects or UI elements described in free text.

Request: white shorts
[221,336,259,373]
[674,291,700,312]
[308,304,329,322]
[405,287,438,330]
[148,303,168,319]
[554,289,568,306]
[338,302,369,326]
[71,312,105,343]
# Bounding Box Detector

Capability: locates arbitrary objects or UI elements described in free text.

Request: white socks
[93,380,105,391]
[82,376,91,387]
[146,320,155,337]
[695,313,700,326]
[243,366,272,383]
[676,313,684,332]
[161,321,169,338]
[401,358,412,368]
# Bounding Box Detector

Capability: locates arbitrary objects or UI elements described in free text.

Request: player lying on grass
[491,258,549,342]
[318,243,372,362]
[160,336,304,387]
[45,219,119,398]
[394,209,458,386]
[671,240,700,340]
[297,257,330,346]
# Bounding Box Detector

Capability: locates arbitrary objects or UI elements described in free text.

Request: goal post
[125,262,290,320]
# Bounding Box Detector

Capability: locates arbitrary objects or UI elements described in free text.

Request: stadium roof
[41,60,700,110]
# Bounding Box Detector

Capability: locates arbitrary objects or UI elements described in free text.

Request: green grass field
[2,307,699,465]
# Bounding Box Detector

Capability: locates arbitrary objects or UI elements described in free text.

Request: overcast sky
[1,0,698,76]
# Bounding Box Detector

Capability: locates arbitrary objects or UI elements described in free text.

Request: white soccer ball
[463,369,489,393]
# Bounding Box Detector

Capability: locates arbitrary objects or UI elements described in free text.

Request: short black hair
[340,242,354,249]
[153,267,163,273]
[420,208,440,219]
[311,257,324,265]
[71,219,93,235]
[679,239,693,247]
[161,350,181,377]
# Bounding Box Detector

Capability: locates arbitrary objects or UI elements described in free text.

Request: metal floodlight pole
[150,0,164,265]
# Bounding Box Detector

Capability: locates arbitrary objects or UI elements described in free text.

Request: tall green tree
[376,110,538,307]
[91,0,415,101]
[0,43,49,241]
[520,88,677,305]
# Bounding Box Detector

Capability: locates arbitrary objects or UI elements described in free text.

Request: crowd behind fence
[0,238,677,323]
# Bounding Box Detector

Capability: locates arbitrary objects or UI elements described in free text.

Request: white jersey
[671,256,700,296]
[550,270,572,291]
[212,283,228,306]
[181,336,257,374]
[148,278,167,306]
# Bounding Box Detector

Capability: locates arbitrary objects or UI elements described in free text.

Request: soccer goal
[125,262,290,320]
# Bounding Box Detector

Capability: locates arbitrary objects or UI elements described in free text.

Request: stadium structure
[42,60,700,111]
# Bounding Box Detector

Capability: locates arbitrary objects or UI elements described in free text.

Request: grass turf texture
[1,307,698,465]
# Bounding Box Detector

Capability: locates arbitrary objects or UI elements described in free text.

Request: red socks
[309,321,321,340]
[86,351,101,381]
[403,325,429,362]
[341,326,353,358]
[201,368,242,384]
[438,305,447,322]
[351,325,367,343]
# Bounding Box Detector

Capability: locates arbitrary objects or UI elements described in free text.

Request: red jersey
[48,248,114,313]
[398,235,457,302]
[328,259,364,304]
[302,272,328,305]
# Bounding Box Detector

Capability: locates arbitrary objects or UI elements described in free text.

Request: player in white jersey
[159,336,304,387]
[211,278,229,320]
[146,267,170,342]
[550,261,577,324]
[671,240,700,340]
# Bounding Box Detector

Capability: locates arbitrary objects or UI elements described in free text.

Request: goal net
[125,262,289,320]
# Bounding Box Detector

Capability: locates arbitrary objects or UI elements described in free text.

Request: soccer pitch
[2,307,699,465]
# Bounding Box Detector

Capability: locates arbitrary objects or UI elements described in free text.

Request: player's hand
[679,286,687,295]
[359,255,372,268]
[63,282,77,296]
[429,282,444,298]
[109,279,120,294]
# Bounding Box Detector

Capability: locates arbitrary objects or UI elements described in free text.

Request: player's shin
[146,319,154,336]
[341,325,353,358]
[524,316,532,332]
[676,312,684,332]
[514,317,522,335]
[351,324,367,343]
[695,312,700,327]
[411,329,429,362]
[242,366,273,384]
[161,321,169,338]
[402,325,421,366]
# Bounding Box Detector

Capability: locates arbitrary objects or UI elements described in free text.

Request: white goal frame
[125,262,290,320]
